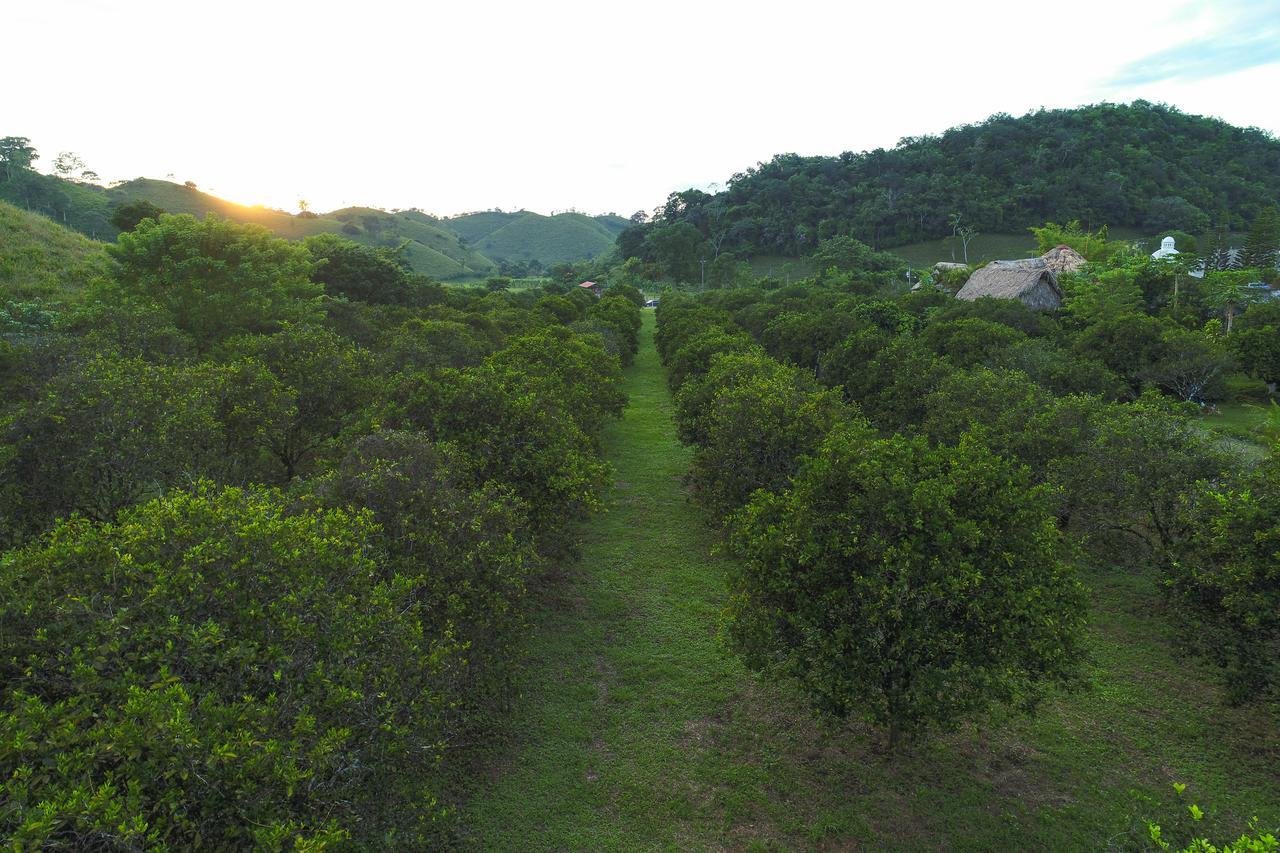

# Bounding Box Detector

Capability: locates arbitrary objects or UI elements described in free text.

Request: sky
[6,0,1280,218]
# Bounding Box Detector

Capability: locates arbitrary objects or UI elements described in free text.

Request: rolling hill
[108,182,498,279]
[1,165,627,277]
[440,210,631,264]
[0,200,110,299]
[647,101,1280,257]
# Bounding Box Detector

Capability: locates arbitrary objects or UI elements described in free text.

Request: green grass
[460,313,1279,849]
[0,200,110,300]
[441,211,630,264]
[1203,402,1270,441]
[1200,402,1274,464]
[438,211,523,244]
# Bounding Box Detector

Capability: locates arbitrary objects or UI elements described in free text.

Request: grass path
[462,311,751,847]
[461,312,1279,850]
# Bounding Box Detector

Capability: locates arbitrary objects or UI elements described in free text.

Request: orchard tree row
[0,214,642,847]
[655,230,1280,748]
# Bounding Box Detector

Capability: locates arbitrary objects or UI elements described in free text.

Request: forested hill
[652,102,1280,255]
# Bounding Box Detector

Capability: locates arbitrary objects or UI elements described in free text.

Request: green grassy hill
[593,213,631,236]
[441,211,522,244]
[442,211,631,264]
[459,212,620,263]
[0,200,110,300]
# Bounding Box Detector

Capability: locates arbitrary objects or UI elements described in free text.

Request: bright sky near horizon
[6,0,1280,217]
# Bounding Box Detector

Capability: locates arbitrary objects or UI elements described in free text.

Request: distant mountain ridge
[0,167,626,278]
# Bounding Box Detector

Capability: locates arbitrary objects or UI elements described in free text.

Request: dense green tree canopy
[726,426,1086,747]
[634,103,1280,256]
[1171,457,1280,704]
[108,214,323,346]
[0,484,463,847]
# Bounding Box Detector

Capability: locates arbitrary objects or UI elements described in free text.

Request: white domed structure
[1152,235,1179,260]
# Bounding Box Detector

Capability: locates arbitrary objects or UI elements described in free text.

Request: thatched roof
[955,263,1063,309]
[975,245,1086,274]
[1039,244,1087,273]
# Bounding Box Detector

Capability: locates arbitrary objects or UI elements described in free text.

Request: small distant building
[1152,235,1179,260]
[1152,234,1205,277]
[578,281,602,298]
[955,262,1064,311]
[952,246,1081,311]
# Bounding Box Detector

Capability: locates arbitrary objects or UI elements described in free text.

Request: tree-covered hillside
[644,102,1280,256]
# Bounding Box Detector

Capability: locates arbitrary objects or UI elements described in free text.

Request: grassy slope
[462,312,1279,849]
[0,172,116,240]
[440,211,522,244]
[472,213,616,263]
[0,200,110,299]
[594,213,632,236]
[1201,402,1272,464]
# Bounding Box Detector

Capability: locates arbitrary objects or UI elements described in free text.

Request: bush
[727,426,1087,747]
[316,431,534,718]
[108,214,322,348]
[0,484,464,846]
[685,352,849,518]
[1170,457,1280,704]
[0,355,225,542]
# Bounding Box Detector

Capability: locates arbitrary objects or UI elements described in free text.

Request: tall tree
[1171,457,1280,704]
[51,151,85,182]
[1240,206,1280,273]
[1199,215,1234,273]
[0,136,36,181]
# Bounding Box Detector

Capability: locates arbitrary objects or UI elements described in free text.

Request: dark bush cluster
[0,216,639,845]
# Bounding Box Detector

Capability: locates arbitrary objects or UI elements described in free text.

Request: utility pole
[700,258,707,291]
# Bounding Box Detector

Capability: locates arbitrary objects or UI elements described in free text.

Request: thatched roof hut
[955,262,1063,311]
[1039,244,1087,274]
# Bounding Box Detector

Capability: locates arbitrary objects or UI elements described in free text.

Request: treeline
[0,213,642,846]
[625,102,1280,256]
[655,239,1280,747]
